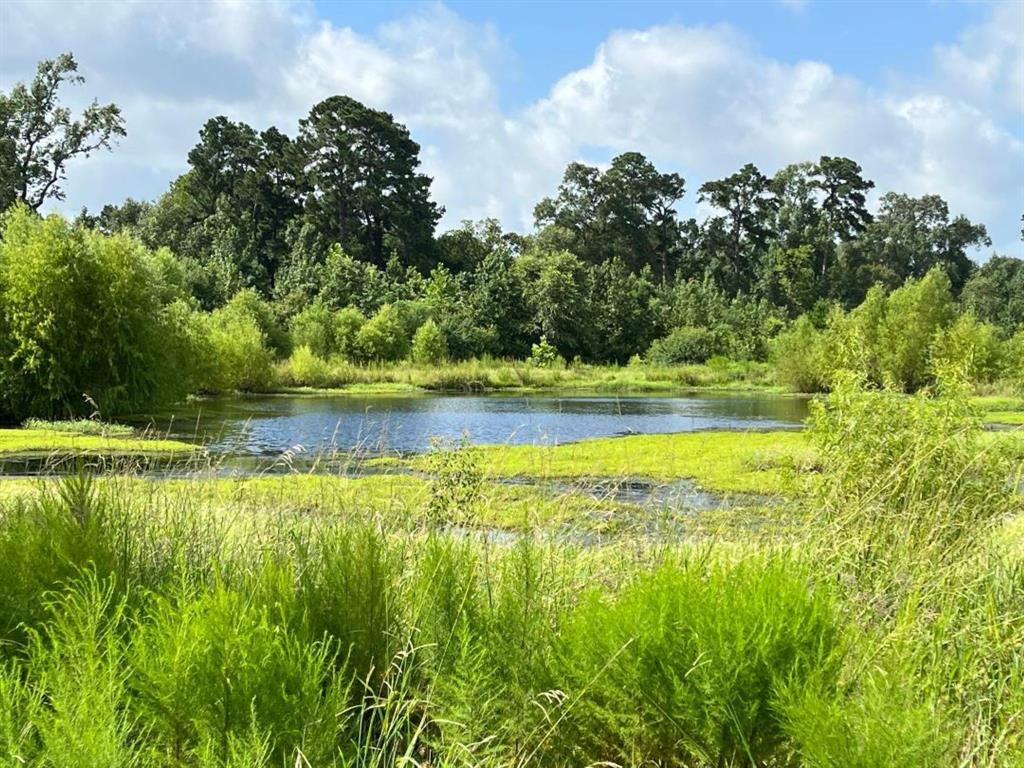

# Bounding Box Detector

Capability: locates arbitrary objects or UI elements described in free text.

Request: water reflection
[133,392,810,457]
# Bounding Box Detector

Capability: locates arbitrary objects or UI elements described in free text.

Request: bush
[645,325,721,365]
[225,288,290,357]
[808,376,1016,582]
[333,307,366,360]
[411,319,448,364]
[289,300,334,358]
[0,206,192,419]
[131,581,345,764]
[528,335,563,367]
[283,345,333,388]
[780,669,952,768]
[878,267,955,390]
[206,302,275,392]
[355,304,411,362]
[1003,329,1024,392]
[930,313,1003,385]
[770,316,823,392]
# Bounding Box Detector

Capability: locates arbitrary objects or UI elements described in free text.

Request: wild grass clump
[22,418,135,437]
[804,375,1024,762]
[550,553,841,766]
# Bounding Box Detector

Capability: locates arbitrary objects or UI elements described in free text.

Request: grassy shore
[274,357,780,393]
[0,382,1021,766]
[0,426,194,456]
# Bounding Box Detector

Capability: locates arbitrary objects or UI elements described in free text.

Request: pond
[132,392,810,458]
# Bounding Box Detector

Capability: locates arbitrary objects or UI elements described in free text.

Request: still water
[134,392,809,457]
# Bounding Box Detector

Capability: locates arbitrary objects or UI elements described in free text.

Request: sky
[1,0,1022,257]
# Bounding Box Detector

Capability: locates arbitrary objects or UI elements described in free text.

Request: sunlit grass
[0,427,195,456]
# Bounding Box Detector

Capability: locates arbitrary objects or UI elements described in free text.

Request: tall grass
[0,376,1021,765]
[275,354,777,392]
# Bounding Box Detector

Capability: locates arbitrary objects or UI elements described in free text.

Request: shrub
[0,206,191,419]
[225,288,290,357]
[206,302,275,392]
[1003,329,1024,392]
[528,335,562,368]
[411,319,448,365]
[878,267,955,390]
[355,304,411,362]
[289,300,335,358]
[780,669,952,768]
[333,307,366,360]
[645,325,721,365]
[930,313,1003,385]
[131,581,345,763]
[808,376,1016,582]
[770,315,824,392]
[283,345,333,388]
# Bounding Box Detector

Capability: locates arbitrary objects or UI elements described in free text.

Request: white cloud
[935,0,1024,115]
[1,0,1020,255]
[778,0,811,13]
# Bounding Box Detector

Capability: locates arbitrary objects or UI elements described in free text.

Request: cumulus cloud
[0,0,1020,254]
[935,0,1024,115]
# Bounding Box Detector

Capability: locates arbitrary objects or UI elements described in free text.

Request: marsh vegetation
[0,52,1022,766]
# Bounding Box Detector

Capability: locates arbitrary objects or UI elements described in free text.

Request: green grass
[21,418,136,437]
[0,383,1022,764]
[984,410,1024,425]
[389,430,813,495]
[274,356,780,394]
[0,427,195,456]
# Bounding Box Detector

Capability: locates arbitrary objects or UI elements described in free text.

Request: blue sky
[2,0,1022,257]
[323,0,991,108]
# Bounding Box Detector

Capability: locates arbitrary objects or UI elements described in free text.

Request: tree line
[0,53,1021,419]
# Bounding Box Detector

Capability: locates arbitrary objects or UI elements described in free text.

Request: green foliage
[770,316,823,392]
[131,580,345,764]
[0,53,125,211]
[528,336,562,368]
[554,555,840,766]
[425,439,482,525]
[205,299,275,392]
[21,418,133,437]
[0,206,194,419]
[877,267,956,390]
[1003,329,1024,393]
[961,255,1024,335]
[780,669,951,768]
[645,325,721,365]
[411,318,448,365]
[333,307,366,360]
[289,300,335,358]
[930,313,1003,384]
[355,304,412,362]
[283,345,334,387]
[808,377,1015,577]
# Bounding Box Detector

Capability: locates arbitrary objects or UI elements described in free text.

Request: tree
[589,258,658,363]
[514,249,594,360]
[146,117,301,295]
[697,163,778,294]
[534,153,685,280]
[0,53,125,211]
[295,96,442,269]
[867,194,988,294]
[961,256,1024,335]
[814,156,874,244]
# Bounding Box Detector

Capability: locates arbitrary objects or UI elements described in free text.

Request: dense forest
[1,54,1022,420]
